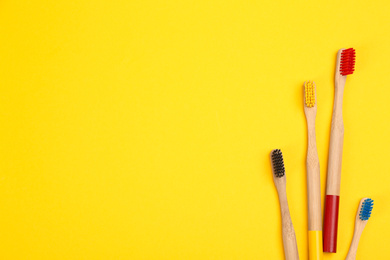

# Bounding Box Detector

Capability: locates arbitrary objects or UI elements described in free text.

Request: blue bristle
[359,198,374,221]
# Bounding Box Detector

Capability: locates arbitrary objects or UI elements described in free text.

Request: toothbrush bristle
[359,198,373,221]
[304,81,315,107]
[271,149,285,178]
[340,48,356,76]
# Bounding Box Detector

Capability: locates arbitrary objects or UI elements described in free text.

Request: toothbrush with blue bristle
[345,198,374,260]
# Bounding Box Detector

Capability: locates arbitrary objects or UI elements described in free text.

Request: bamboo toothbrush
[345,198,374,260]
[270,149,299,260]
[303,81,323,260]
[323,48,356,253]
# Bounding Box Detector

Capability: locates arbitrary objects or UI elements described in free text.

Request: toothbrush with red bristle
[323,48,356,253]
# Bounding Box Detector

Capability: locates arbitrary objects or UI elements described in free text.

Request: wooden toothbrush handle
[307,122,322,231]
[324,89,344,253]
[326,88,344,196]
[306,123,323,259]
[345,227,364,260]
[278,188,300,260]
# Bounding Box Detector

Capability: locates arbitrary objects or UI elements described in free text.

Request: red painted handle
[323,195,339,253]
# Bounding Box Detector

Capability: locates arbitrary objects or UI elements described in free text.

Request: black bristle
[271,149,285,178]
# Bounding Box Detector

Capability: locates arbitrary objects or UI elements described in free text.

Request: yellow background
[0,1,389,259]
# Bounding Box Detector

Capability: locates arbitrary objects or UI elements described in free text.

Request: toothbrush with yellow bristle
[304,81,323,260]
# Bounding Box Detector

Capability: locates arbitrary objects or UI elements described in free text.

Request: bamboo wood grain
[326,49,347,196]
[270,152,299,260]
[345,198,370,260]
[304,82,322,231]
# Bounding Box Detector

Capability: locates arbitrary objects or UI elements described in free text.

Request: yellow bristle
[305,81,315,107]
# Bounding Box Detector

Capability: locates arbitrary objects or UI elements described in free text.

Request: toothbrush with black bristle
[270,149,299,260]
[345,198,374,260]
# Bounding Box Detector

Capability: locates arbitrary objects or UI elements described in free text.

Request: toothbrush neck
[333,86,345,117]
[307,121,317,147]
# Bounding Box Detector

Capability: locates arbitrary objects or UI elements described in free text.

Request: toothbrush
[270,149,299,260]
[303,81,323,260]
[345,198,374,260]
[323,48,356,253]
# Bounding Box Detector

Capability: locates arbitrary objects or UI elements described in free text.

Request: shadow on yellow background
[0,1,389,259]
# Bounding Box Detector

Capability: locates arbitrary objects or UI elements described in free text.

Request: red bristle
[340,48,356,76]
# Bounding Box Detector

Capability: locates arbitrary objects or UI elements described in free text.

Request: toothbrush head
[359,198,374,221]
[304,81,316,108]
[271,149,285,178]
[340,48,356,76]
